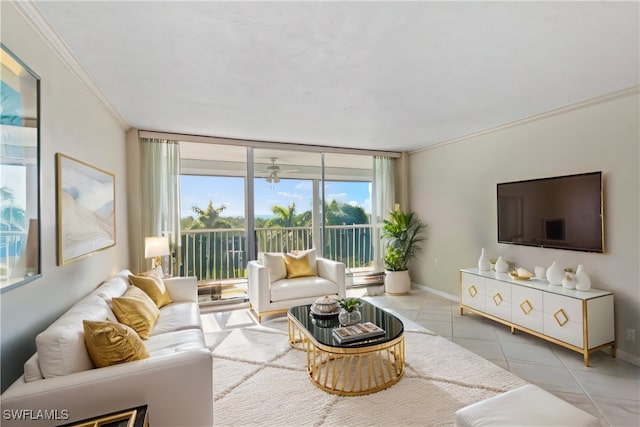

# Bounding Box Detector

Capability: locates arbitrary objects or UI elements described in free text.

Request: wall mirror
[0,44,41,292]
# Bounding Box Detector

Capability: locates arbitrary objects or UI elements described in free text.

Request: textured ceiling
[33,1,639,152]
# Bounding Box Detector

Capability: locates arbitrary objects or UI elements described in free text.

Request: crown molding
[410,85,640,154]
[11,0,129,130]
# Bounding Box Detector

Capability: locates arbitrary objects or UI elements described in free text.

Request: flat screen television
[497,171,604,253]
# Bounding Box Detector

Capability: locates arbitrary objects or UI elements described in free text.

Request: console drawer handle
[554,308,569,327]
[520,300,533,315]
[468,285,478,297]
[492,293,503,306]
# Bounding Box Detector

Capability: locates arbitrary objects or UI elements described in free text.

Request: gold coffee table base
[288,316,405,396]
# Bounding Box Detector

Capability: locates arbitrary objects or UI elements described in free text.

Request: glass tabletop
[288,300,404,348]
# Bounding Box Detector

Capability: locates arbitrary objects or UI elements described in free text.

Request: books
[332,322,385,344]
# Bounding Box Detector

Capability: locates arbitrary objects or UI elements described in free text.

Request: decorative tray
[509,271,534,280]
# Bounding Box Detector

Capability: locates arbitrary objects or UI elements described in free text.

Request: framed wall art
[0,43,41,292]
[56,153,115,265]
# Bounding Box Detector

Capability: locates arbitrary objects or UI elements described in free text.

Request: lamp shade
[145,236,170,258]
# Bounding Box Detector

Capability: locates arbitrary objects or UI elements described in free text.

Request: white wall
[408,90,640,362]
[1,3,129,391]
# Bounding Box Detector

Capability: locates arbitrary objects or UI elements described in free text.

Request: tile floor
[202,286,640,427]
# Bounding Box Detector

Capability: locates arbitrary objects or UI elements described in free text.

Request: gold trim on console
[554,308,569,327]
[492,293,503,306]
[468,285,478,297]
[520,300,533,315]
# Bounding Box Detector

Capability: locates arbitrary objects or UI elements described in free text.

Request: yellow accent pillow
[112,286,160,339]
[83,320,149,368]
[129,274,173,308]
[284,253,316,279]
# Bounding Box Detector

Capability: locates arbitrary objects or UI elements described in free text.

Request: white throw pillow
[303,248,317,274]
[263,253,287,283]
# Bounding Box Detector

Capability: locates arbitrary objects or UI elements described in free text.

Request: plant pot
[338,307,361,326]
[384,270,411,295]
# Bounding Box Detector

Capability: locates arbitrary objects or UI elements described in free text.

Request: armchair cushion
[290,248,317,274]
[284,253,315,278]
[263,253,287,282]
[270,276,341,302]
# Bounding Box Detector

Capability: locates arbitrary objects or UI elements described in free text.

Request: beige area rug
[206,316,528,427]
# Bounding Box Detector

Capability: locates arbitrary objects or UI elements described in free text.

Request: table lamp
[145,236,170,274]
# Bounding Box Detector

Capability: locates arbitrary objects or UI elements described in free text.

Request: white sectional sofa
[1,270,213,427]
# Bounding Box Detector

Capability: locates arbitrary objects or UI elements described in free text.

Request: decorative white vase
[478,248,491,271]
[546,261,564,285]
[495,256,509,273]
[575,264,592,291]
[562,273,576,289]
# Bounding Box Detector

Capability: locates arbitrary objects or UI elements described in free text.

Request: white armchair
[248,250,346,323]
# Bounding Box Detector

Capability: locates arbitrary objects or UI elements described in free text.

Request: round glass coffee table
[287,300,404,396]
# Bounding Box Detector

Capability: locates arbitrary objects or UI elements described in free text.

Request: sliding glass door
[178,141,376,282]
[179,143,247,282]
[323,153,373,270]
[253,148,322,257]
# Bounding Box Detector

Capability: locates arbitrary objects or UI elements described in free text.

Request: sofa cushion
[284,253,316,279]
[112,287,160,339]
[129,273,173,308]
[270,277,339,302]
[453,384,598,427]
[144,329,207,357]
[36,295,116,378]
[290,248,317,275]
[263,253,287,282]
[151,302,203,336]
[93,272,130,305]
[83,320,149,368]
[23,354,43,383]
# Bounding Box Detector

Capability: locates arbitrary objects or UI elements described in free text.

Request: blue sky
[180,175,371,219]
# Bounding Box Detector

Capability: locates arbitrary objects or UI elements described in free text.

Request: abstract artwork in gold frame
[56,153,115,265]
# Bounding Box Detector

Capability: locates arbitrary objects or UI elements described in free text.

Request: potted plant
[381,208,427,294]
[338,297,361,326]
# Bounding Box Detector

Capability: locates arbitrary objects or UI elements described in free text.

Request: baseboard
[616,349,640,367]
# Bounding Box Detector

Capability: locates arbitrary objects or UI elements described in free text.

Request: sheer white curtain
[141,138,181,275]
[372,156,395,272]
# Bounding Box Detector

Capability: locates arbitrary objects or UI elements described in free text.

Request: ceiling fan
[264,157,297,183]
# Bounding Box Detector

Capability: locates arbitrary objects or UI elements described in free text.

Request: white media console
[460,268,615,366]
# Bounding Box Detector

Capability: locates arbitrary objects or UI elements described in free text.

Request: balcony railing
[180,224,374,281]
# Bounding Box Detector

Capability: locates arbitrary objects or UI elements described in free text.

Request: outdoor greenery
[381,209,427,272]
[180,199,370,230]
[180,199,372,280]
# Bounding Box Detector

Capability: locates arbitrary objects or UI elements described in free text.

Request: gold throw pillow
[83,320,149,368]
[284,253,316,279]
[112,286,160,339]
[129,274,173,308]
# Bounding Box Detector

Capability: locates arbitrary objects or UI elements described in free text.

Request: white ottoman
[454,384,599,427]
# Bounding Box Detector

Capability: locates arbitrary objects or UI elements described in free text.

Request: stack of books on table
[332,322,385,344]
